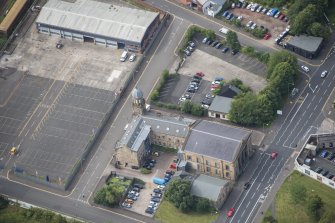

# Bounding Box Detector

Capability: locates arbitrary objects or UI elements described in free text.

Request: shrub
[140,168,152,174]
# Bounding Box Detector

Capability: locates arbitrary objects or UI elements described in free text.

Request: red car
[279,14,285,20]
[196,72,205,77]
[271,152,278,160]
[263,33,271,40]
[211,84,220,89]
[227,208,235,217]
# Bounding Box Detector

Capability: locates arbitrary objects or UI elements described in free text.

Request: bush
[195,197,211,213]
[149,70,171,102]
[180,100,205,116]
[306,193,323,221]
[140,168,152,174]
[227,78,252,93]
[241,46,270,63]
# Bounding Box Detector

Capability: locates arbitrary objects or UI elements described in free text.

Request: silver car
[301,65,310,73]
[321,70,328,78]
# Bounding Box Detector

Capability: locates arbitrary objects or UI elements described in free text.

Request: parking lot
[310,148,335,181]
[115,152,176,216]
[228,6,287,38]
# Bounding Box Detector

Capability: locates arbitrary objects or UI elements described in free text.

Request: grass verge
[275,171,335,223]
[155,199,219,223]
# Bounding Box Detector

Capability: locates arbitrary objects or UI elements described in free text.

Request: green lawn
[327,0,335,25]
[154,199,219,223]
[274,171,335,223]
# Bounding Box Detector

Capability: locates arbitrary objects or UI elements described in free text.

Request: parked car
[215,43,223,49]
[231,49,239,55]
[242,1,247,8]
[166,170,175,175]
[151,197,160,203]
[207,40,213,45]
[222,47,229,53]
[214,77,224,81]
[132,187,140,192]
[263,33,271,40]
[226,13,234,20]
[236,2,242,8]
[187,88,195,93]
[183,93,191,99]
[202,37,208,44]
[133,183,144,189]
[301,65,310,72]
[244,182,251,190]
[227,208,235,217]
[222,10,230,17]
[237,15,243,20]
[187,46,194,52]
[315,167,323,173]
[327,153,335,160]
[157,185,166,190]
[326,173,334,179]
[129,54,136,62]
[320,150,329,158]
[321,70,328,78]
[211,41,219,47]
[184,49,191,56]
[246,20,253,28]
[279,14,285,20]
[149,201,159,207]
[153,188,162,194]
[261,8,268,14]
[246,3,253,10]
[206,92,215,98]
[125,199,134,204]
[188,41,195,47]
[145,207,155,214]
[152,194,162,199]
[256,5,263,12]
[196,72,205,77]
[251,23,257,30]
[56,41,63,49]
[271,152,278,159]
[274,11,281,18]
[121,202,132,208]
[321,169,329,176]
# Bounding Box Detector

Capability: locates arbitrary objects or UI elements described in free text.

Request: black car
[231,49,239,55]
[151,197,160,203]
[166,170,175,175]
[153,188,162,194]
[315,167,323,173]
[152,194,162,199]
[222,47,229,53]
[327,173,334,179]
[327,153,335,160]
[207,40,213,45]
[201,99,212,106]
[133,183,144,189]
[193,75,202,80]
[211,41,219,47]
[191,78,200,83]
[187,88,195,93]
[321,169,329,176]
[132,187,140,192]
[145,207,154,214]
[244,182,251,190]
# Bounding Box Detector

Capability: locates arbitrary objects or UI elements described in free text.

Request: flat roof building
[35,0,160,52]
[285,35,323,59]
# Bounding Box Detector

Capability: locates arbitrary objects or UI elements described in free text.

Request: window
[206,167,211,172]
[215,162,218,168]
[187,155,192,161]
[225,172,230,178]
[206,160,210,165]
[215,169,219,175]
[305,169,310,175]
[196,157,200,163]
[225,165,230,170]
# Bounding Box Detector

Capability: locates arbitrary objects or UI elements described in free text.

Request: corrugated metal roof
[0,0,28,32]
[191,174,229,201]
[36,0,159,43]
[185,121,251,162]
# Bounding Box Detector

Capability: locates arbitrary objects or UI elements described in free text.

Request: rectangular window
[187,155,192,161]
[215,169,218,175]
[305,169,310,175]
[225,172,230,178]
[206,167,211,172]
[196,157,200,163]
[215,162,218,168]
[225,165,230,170]
[206,160,210,165]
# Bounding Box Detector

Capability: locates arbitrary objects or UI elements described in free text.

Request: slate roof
[142,114,195,138]
[287,35,323,53]
[191,174,229,201]
[208,96,232,114]
[36,0,159,44]
[185,121,251,162]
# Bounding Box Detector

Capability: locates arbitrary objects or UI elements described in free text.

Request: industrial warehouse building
[285,35,323,59]
[35,0,160,52]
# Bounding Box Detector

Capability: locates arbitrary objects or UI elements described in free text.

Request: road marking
[331,64,335,71]
[245,197,262,223]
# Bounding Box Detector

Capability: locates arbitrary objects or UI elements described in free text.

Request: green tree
[306,193,324,221]
[308,22,331,38]
[191,103,204,116]
[226,31,241,51]
[181,100,193,113]
[318,209,335,223]
[289,182,307,204]
[267,51,298,78]
[269,62,297,97]
[291,4,321,35]
[195,197,211,213]
[165,179,194,212]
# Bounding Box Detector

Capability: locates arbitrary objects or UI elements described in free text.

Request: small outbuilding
[208,96,232,120]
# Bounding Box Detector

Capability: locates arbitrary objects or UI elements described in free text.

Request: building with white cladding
[35,0,160,52]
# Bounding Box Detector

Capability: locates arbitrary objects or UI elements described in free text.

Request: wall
[150,132,185,149]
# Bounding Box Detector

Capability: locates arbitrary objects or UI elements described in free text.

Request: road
[223,49,335,223]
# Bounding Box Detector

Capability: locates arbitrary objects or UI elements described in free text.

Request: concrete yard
[0,23,140,188]
[178,50,267,92]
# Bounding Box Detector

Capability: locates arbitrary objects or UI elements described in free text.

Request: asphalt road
[221,48,335,223]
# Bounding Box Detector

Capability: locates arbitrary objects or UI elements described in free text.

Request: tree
[191,103,204,116]
[289,182,307,204]
[319,210,335,223]
[308,22,331,38]
[267,51,298,78]
[291,4,321,35]
[195,197,211,213]
[165,179,194,212]
[226,31,241,51]
[181,100,193,113]
[306,193,324,221]
[269,62,297,97]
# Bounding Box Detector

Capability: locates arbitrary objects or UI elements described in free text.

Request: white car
[188,41,195,47]
[129,54,136,62]
[246,20,253,28]
[301,65,310,73]
[321,70,328,78]
[157,185,165,189]
[237,15,243,21]
[251,23,257,30]
[201,104,209,109]
[246,3,253,10]
[256,6,263,12]
[211,81,221,85]
[148,205,158,210]
[149,201,159,207]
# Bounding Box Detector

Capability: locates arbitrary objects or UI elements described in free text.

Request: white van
[120,51,128,62]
